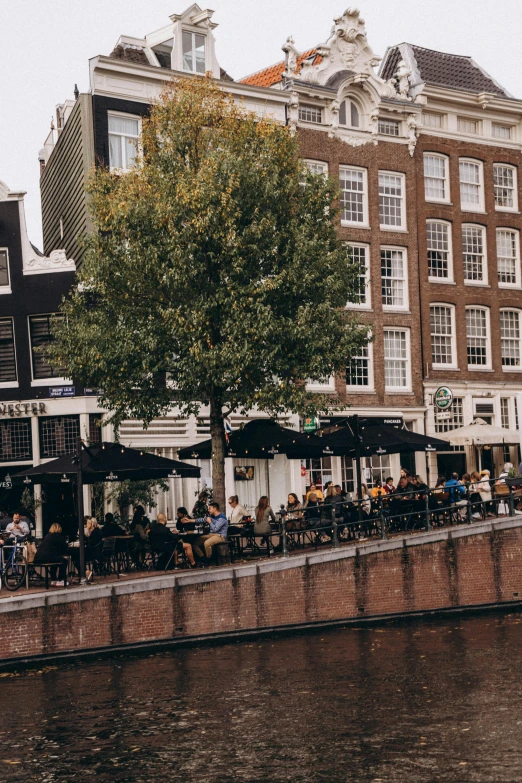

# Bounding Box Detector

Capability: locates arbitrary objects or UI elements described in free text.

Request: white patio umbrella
[447,418,520,471]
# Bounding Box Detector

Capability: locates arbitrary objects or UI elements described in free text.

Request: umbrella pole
[76,437,86,584]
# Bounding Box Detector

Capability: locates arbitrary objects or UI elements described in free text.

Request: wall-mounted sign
[0,402,46,417]
[50,387,75,398]
[304,417,318,433]
[85,388,104,397]
[234,466,254,481]
[105,472,119,482]
[61,474,71,483]
[434,386,453,410]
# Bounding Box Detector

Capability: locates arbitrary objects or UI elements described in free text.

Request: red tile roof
[241,49,321,88]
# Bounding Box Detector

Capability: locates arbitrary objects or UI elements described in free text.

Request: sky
[1,0,521,247]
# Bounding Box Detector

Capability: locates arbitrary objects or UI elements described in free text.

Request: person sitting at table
[5,512,30,543]
[34,522,69,587]
[371,480,386,498]
[101,512,126,538]
[71,518,103,581]
[253,496,276,536]
[190,502,229,563]
[286,493,303,530]
[149,513,196,570]
[304,491,321,528]
[305,484,324,502]
[228,496,249,528]
[383,477,395,494]
[477,470,495,517]
[130,506,150,568]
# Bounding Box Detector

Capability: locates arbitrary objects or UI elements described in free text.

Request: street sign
[50,387,75,398]
[434,386,453,410]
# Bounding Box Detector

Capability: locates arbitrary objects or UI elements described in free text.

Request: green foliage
[20,487,43,517]
[106,479,169,521]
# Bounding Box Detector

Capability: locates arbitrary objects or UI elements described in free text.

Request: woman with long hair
[286,492,303,530]
[254,496,276,536]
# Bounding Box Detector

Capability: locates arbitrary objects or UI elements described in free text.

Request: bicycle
[0,539,28,592]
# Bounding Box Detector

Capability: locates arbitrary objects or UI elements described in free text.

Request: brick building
[38,4,522,505]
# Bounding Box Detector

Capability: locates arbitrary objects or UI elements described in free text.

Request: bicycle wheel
[3,560,27,591]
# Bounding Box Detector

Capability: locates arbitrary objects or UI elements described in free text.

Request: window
[493,164,517,211]
[182,30,206,74]
[381,247,407,309]
[430,305,456,367]
[500,310,522,368]
[501,398,511,429]
[0,319,17,383]
[0,420,32,463]
[303,458,333,493]
[89,414,103,446]
[299,105,322,124]
[457,117,478,135]
[459,159,484,211]
[462,225,487,284]
[493,124,512,140]
[346,342,373,389]
[427,221,452,280]
[378,119,400,136]
[39,416,80,459]
[0,250,11,290]
[347,244,370,307]
[424,154,449,203]
[466,307,490,368]
[384,329,410,390]
[304,160,328,176]
[29,315,65,380]
[423,112,443,129]
[435,397,464,433]
[339,99,360,128]
[340,166,368,226]
[497,229,520,286]
[379,172,406,229]
[108,114,140,171]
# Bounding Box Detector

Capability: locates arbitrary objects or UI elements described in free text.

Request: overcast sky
[1,0,521,247]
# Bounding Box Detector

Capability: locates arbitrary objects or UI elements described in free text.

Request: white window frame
[378,171,406,231]
[423,112,444,130]
[28,314,71,387]
[338,98,361,129]
[108,112,141,173]
[378,118,400,137]
[384,328,411,392]
[305,376,337,394]
[497,228,521,288]
[426,220,453,283]
[0,248,11,294]
[423,153,450,204]
[457,117,480,135]
[381,246,409,311]
[492,124,512,141]
[346,337,374,391]
[346,243,371,309]
[298,104,323,124]
[430,303,457,370]
[493,164,518,213]
[182,29,207,74]
[465,306,491,370]
[303,159,328,176]
[500,309,522,371]
[462,224,488,286]
[459,158,485,212]
[0,317,18,388]
[340,165,369,228]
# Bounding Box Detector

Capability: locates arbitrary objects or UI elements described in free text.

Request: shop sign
[0,402,46,417]
[0,475,12,489]
[434,386,453,410]
[436,411,451,421]
[61,474,71,483]
[304,417,318,433]
[85,388,104,397]
[105,472,119,482]
[50,387,75,398]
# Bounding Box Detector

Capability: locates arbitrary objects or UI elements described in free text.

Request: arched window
[339,98,361,129]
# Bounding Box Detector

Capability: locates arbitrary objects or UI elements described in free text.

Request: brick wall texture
[2,523,522,663]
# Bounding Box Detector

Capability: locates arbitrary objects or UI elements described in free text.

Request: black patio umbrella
[318,423,449,457]
[178,419,324,460]
[11,442,201,485]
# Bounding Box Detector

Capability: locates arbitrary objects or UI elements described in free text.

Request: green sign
[434,386,453,410]
[304,416,318,433]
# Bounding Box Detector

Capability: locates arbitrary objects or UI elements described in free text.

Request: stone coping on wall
[2,515,521,616]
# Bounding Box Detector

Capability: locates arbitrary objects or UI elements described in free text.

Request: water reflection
[1,612,522,782]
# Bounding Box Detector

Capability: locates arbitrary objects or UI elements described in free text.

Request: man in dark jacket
[101,513,126,538]
[148,515,181,570]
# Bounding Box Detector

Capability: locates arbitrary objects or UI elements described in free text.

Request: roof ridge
[407,43,473,60]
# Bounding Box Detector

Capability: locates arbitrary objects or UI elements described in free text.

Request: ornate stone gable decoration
[25,249,76,273]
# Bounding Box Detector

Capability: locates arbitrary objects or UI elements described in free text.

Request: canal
[0,611,521,782]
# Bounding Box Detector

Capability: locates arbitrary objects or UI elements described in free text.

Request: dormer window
[182,31,206,74]
[339,99,360,129]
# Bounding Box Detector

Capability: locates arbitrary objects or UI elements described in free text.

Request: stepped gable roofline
[241,49,321,87]
[380,43,514,99]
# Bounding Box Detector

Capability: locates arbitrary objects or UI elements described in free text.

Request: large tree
[51,77,368,508]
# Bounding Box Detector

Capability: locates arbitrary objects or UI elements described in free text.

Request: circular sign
[434,386,453,410]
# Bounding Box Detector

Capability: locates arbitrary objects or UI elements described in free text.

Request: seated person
[176,507,196,532]
[228,496,249,528]
[34,522,69,586]
[149,513,195,569]
[190,502,229,562]
[5,512,30,542]
[371,481,386,498]
[71,518,103,580]
[101,512,126,538]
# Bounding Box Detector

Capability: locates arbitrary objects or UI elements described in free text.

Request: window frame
[462,223,488,286]
[378,171,406,231]
[0,249,11,294]
[497,228,521,288]
[339,165,369,228]
[378,118,400,137]
[500,308,522,371]
[426,219,453,282]
[298,104,323,124]
[182,29,206,74]
[108,111,141,173]
[28,314,71,386]
[346,335,374,391]
[459,158,485,212]
[381,245,409,312]
[423,153,450,204]
[429,303,457,370]
[383,328,411,392]
[423,112,444,130]
[303,159,328,177]
[305,376,337,394]
[492,124,512,141]
[493,163,518,213]
[338,98,361,129]
[346,243,371,310]
[457,117,480,135]
[465,306,491,370]
[0,317,18,388]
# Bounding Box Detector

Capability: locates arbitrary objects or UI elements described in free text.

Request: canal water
[1,611,521,782]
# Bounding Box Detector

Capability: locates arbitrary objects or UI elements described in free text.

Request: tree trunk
[209,393,226,511]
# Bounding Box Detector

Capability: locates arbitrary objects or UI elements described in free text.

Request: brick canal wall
[2,517,522,665]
